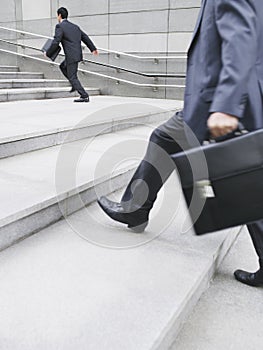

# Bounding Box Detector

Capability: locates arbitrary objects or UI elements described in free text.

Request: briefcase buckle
[196,180,215,198]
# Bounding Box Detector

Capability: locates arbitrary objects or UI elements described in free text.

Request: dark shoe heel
[127,221,148,233]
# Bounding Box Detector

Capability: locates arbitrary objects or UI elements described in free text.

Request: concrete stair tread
[0,79,70,89]
[0,72,44,81]
[0,118,163,225]
[0,95,181,149]
[0,86,99,93]
[0,71,42,75]
[0,79,69,83]
[0,65,18,68]
[0,93,178,247]
[0,65,19,71]
[0,183,241,350]
[0,87,100,103]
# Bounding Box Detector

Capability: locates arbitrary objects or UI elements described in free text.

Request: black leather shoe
[74,97,89,103]
[234,269,263,287]
[97,196,148,233]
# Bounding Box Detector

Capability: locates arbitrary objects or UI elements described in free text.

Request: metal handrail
[96,47,187,60]
[0,48,185,89]
[0,25,51,39]
[0,25,187,60]
[0,38,185,79]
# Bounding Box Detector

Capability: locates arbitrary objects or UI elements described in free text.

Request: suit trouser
[121,111,263,267]
[60,60,88,98]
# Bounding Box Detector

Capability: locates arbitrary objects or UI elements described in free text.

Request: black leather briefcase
[42,39,61,61]
[172,128,263,235]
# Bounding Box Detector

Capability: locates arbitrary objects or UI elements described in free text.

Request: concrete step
[0,95,241,349]
[0,79,70,89]
[0,72,44,79]
[0,96,181,248]
[0,182,241,350]
[0,65,19,72]
[172,226,262,350]
[0,96,181,158]
[0,86,100,102]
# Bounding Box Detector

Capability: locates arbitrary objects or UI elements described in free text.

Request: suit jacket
[46,20,96,64]
[183,0,263,143]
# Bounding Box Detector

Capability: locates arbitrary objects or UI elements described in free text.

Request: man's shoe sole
[74,99,89,103]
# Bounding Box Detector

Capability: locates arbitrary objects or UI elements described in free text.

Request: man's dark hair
[57,7,68,19]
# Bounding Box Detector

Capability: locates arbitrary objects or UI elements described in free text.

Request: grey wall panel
[110,33,167,53]
[59,0,109,16]
[110,10,168,35]
[73,15,108,36]
[169,8,200,33]
[50,0,59,18]
[168,33,192,52]
[109,55,168,74]
[0,0,16,23]
[110,0,169,13]
[17,38,47,50]
[167,58,187,74]
[21,19,53,37]
[0,23,17,40]
[82,35,109,50]
[170,0,201,9]
[0,49,18,65]
[22,0,51,20]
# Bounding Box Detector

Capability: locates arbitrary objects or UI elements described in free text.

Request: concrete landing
[0,96,181,158]
[0,86,100,102]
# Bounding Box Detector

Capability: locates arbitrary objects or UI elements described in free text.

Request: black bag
[42,39,61,61]
[172,128,263,235]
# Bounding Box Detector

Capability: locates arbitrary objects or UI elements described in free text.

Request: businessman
[45,7,98,102]
[98,0,263,287]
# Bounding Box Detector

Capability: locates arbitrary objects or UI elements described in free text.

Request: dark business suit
[46,19,97,98]
[121,0,263,267]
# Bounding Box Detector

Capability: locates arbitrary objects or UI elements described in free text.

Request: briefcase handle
[207,122,248,143]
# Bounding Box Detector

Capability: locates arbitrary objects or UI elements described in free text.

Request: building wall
[0,0,201,54]
[0,0,201,98]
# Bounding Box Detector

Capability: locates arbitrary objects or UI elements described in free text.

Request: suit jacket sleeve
[81,30,97,52]
[46,24,63,58]
[210,0,257,118]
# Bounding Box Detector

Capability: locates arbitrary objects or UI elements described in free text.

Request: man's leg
[121,113,190,212]
[98,112,191,231]
[234,220,263,286]
[247,221,263,269]
[59,60,68,79]
[66,62,89,99]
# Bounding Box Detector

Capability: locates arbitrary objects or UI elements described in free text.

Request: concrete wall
[0,0,201,99]
[0,0,201,52]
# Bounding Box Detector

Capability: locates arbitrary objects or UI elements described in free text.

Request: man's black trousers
[121,112,263,267]
[60,60,88,99]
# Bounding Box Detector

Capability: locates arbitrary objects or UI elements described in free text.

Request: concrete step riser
[0,88,100,102]
[0,81,70,89]
[0,73,44,79]
[0,66,19,72]
[0,167,135,252]
[152,228,241,350]
[0,110,173,159]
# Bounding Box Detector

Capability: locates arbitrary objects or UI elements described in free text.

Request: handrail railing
[0,25,51,39]
[0,48,185,89]
[0,38,185,79]
[96,47,187,60]
[0,25,187,60]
